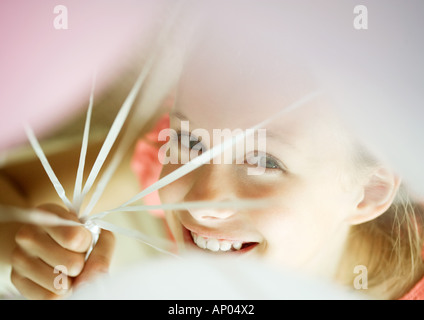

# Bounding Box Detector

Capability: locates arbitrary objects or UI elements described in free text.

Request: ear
[348,167,401,225]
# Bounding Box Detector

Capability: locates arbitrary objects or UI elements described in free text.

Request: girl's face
[159,53,360,278]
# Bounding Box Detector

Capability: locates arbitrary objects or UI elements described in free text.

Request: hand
[10,204,115,299]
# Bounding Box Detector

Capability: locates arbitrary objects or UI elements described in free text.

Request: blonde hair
[338,145,424,299]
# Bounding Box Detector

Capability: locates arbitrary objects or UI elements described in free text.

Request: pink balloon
[0,0,163,151]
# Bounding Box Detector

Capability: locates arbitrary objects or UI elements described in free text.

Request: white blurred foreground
[70,254,365,300]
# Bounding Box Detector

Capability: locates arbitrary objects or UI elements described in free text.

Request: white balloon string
[79,60,153,204]
[83,219,101,260]
[0,205,81,227]
[80,142,128,218]
[90,219,179,259]
[73,71,96,213]
[88,198,277,222]
[23,125,75,212]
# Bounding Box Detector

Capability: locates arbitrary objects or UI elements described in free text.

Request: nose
[183,164,237,221]
[188,207,235,221]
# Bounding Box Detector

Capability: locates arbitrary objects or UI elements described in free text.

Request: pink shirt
[131,114,169,218]
[131,114,424,300]
[399,244,424,300]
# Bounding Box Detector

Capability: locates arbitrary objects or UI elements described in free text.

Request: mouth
[182,225,260,254]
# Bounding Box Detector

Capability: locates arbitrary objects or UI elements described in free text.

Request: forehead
[174,95,343,155]
[173,26,350,156]
[175,27,326,128]
[175,63,340,144]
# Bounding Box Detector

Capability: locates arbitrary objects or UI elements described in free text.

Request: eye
[177,132,205,152]
[260,156,281,169]
[246,152,286,172]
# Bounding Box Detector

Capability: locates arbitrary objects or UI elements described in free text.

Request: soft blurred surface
[71,254,365,299]
[0,0,164,152]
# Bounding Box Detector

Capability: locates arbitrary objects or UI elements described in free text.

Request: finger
[10,269,62,300]
[38,204,92,253]
[11,246,73,296]
[15,225,85,277]
[73,230,115,288]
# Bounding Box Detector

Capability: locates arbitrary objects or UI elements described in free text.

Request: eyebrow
[170,111,190,122]
[261,130,297,152]
[264,130,285,140]
[170,110,296,152]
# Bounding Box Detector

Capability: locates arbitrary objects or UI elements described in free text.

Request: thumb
[72,229,115,289]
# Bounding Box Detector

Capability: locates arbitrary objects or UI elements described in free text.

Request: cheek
[159,164,193,244]
[245,178,350,266]
[248,208,315,265]
[158,164,190,204]
[250,206,343,267]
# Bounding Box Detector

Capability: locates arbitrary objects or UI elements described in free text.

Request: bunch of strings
[0,0,323,261]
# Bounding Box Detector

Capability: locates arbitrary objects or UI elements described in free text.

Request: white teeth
[206,238,220,252]
[191,232,197,243]
[232,241,242,250]
[195,234,207,249]
[220,241,232,252]
[190,231,246,252]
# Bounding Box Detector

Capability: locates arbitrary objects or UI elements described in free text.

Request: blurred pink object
[0,0,163,152]
[131,113,169,217]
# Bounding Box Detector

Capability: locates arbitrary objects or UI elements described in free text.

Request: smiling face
[158,38,363,278]
[159,102,358,274]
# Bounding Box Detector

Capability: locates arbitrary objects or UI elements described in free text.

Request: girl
[145,37,424,299]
